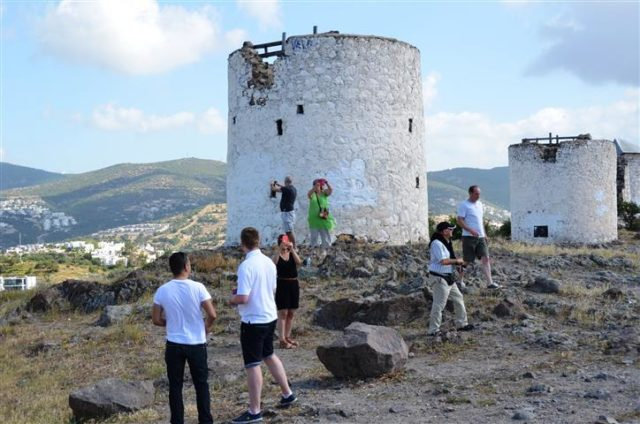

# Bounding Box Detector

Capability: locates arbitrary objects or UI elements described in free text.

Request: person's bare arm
[151,304,166,327]
[307,188,314,199]
[229,294,249,305]
[324,181,333,196]
[457,216,479,237]
[290,245,303,266]
[201,299,217,333]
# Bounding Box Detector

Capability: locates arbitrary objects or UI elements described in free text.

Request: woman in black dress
[272,234,302,349]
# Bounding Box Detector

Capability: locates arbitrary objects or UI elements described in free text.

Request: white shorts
[281,211,295,232]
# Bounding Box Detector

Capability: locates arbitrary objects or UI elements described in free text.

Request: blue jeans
[165,341,213,424]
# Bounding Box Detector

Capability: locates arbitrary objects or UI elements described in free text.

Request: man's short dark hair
[241,227,260,249]
[468,185,479,194]
[169,252,189,276]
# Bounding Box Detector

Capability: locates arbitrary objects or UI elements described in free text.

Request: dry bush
[191,253,239,273]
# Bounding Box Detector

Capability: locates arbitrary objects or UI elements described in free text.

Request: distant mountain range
[427,167,510,217]
[0,159,226,248]
[0,160,509,248]
[0,162,65,190]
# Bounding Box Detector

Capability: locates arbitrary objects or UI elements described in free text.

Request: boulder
[316,322,408,378]
[313,294,425,330]
[69,378,155,421]
[95,305,134,327]
[526,276,561,294]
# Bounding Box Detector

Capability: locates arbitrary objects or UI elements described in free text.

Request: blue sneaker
[231,410,263,423]
[279,392,297,407]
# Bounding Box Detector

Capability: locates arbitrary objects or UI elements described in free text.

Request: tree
[618,201,640,230]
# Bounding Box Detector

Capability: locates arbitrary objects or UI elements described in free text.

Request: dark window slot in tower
[415,176,420,188]
[409,118,413,133]
[276,119,283,136]
[232,116,236,125]
[297,105,304,114]
[533,226,548,238]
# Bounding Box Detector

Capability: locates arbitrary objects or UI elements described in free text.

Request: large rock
[316,322,408,378]
[313,294,425,330]
[27,273,159,314]
[95,305,134,327]
[526,276,561,294]
[69,378,155,421]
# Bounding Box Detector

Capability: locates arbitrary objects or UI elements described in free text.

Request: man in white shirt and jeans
[229,227,297,423]
[457,185,501,289]
[152,252,218,424]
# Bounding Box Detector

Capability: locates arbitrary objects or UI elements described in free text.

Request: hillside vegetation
[0,162,65,190]
[0,159,227,247]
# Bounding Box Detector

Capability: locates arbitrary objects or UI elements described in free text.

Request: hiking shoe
[279,392,297,407]
[487,282,502,289]
[457,324,475,332]
[231,411,263,423]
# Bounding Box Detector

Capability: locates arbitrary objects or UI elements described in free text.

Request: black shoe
[231,411,263,423]
[279,393,297,407]
[457,324,475,332]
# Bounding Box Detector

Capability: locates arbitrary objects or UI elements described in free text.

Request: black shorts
[462,236,489,263]
[240,320,277,368]
[275,279,300,310]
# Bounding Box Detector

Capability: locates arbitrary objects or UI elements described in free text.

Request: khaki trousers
[428,275,468,334]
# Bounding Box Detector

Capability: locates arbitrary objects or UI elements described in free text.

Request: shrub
[618,201,640,230]
[496,219,511,239]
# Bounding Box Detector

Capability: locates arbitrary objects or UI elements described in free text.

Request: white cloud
[237,0,281,30]
[89,104,226,135]
[225,28,250,48]
[198,108,227,135]
[423,71,440,110]
[37,0,240,74]
[526,3,639,86]
[425,89,639,171]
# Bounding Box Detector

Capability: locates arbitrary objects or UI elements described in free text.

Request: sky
[0,0,638,174]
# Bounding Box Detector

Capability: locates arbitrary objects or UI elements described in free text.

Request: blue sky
[1,0,638,174]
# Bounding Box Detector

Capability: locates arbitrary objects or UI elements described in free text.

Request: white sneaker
[487,282,502,289]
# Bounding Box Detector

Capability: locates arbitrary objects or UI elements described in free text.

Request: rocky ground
[1,232,639,424]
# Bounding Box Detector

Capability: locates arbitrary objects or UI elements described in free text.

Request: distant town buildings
[0,197,77,234]
[0,275,37,291]
[2,240,163,266]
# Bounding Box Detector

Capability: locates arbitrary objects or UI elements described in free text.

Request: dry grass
[191,253,239,273]
[0,312,166,424]
[492,239,640,267]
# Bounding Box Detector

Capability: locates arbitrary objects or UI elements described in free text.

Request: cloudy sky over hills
[1,0,638,173]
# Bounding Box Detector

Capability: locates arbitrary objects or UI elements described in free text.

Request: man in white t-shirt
[229,227,297,424]
[456,185,501,289]
[152,252,217,424]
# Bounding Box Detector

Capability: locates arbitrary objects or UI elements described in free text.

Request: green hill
[427,166,509,210]
[0,158,226,247]
[0,162,65,190]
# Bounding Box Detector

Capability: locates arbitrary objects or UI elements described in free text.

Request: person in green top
[307,178,335,248]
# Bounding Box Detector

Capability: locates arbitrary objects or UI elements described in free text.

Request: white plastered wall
[226,34,428,246]
[509,139,617,244]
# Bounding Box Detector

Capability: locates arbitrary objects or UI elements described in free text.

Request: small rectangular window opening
[297,105,304,114]
[232,116,236,125]
[415,176,420,188]
[276,119,283,136]
[409,118,413,133]
[533,226,548,238]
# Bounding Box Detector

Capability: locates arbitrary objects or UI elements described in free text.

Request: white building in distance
[509,135,617,244]
[226,30,428,245]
